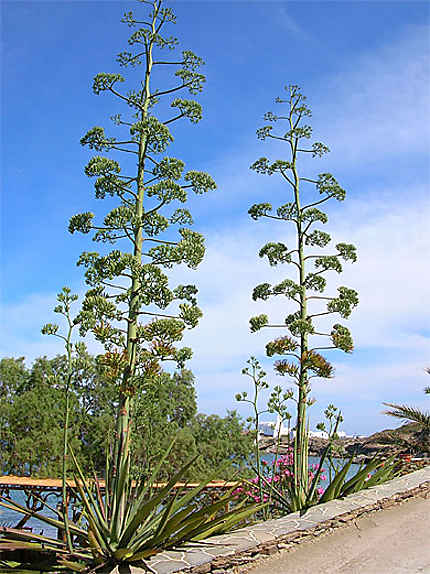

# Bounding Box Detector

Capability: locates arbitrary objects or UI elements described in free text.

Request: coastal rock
[260,422,430,462]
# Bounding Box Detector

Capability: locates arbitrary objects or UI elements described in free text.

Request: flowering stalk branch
[248,85,358,508]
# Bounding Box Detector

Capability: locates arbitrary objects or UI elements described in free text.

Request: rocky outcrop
[260,423,429,462]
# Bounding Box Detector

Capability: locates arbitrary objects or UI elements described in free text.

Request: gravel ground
[243,495,430,574]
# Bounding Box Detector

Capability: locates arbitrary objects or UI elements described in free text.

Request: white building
[258,414,290,438]
[258,422,349,440]
[258,421,277,437]
[309,430,329,439]
[307,430,349,439]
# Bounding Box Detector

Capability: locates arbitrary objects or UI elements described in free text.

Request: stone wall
[138,466,430,574]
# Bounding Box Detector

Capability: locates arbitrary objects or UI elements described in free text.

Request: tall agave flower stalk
[249,85,359,507]
[41,287,82,553]
[0,3,265,570]
[69,0,216,520]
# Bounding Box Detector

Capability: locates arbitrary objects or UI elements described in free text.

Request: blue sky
[2,0,430,435]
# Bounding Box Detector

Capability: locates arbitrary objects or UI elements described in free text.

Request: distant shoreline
[259,422,430,464]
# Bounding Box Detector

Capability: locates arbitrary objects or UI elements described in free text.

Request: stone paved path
[243,495,430,574]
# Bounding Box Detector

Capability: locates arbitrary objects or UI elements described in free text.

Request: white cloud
[328,192,430,350]
[312,24,430,164]
[0,290,104,364]
[192,24,430,221]
[276,5,312,42]
[0,292,66,360]
[313,359,430,435]
[2,191,428,435]
[177,190,430,433]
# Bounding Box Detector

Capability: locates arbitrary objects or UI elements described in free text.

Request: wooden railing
[0,475,238,490]
[0,475,239,536]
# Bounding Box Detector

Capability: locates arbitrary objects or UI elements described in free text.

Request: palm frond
[383,402,430,429]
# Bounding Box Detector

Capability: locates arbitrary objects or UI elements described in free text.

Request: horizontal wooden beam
[0,475,238,491]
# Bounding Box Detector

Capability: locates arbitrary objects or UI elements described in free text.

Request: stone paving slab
[125,466,430,574]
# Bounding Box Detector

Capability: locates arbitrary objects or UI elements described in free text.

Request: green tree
[68,349,118,472]
[248,85,358,507]
[132,369,198,477]
[0,357,29,399]
[0,357,82,477]
[0,354,254,480]
[190,411,254,479]
[0,352,116,476]
[69,0,216,510]
[133,369,253,480]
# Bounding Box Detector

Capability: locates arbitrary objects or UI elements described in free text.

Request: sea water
[261,453,361,480]
[0,490,61,539]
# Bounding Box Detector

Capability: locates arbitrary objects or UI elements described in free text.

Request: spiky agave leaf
[0,528,90,572]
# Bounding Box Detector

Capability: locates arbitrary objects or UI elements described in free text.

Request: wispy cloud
[313,24,430,164]
[2,193,428,435]
[177,190,430,433]
[277,5,312,42]
[0,290,103,362]
[192,23,430,223]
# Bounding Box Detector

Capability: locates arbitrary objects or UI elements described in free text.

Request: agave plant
[239,409,398,517]
[245,452,397,517]
[317,455,397,502]
[0,445,261,572]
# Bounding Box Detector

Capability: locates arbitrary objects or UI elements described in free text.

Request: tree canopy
[0,356,253,480]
